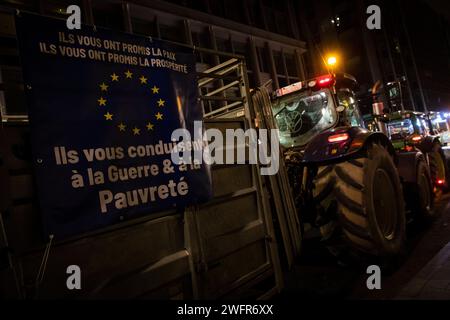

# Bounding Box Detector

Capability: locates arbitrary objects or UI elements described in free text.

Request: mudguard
[396,151,425,184]
[302,126,396,165]
[418,135,440,153]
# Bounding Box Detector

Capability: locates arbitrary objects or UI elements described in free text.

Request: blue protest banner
[15,12,212,239]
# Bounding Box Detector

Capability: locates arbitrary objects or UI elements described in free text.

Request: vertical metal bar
[122,2,132,33]
[244,95,284,292]
[285,0,300,39]
[208,26,220,65]
[281,49,290,85]
[240,61,254,122]
[184,207,202,299]
[382,20,398,82]
[294,49,306,81]
[266,43,279,89]
[229,35,235,54]
[183,19,193,45]
[258,1,268,31]
[0,211,23,298]
[243,0,252,26]
[208,26,226,109]
[357,0,389,108]
[382,20,403,111]
[397,42,416,111]
[398,0,427,112]
[82,0,94,25]
[154,15,161,38]
[249,37,262,87]
[296,3,321,76]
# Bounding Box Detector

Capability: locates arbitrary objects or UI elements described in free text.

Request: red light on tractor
[437,179,445,185]
[328,133,349,143]
[318,76,333,86]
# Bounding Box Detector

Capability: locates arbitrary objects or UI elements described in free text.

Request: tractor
[428,111,450,146]
[270,73,434,259]
[381,110,450,191]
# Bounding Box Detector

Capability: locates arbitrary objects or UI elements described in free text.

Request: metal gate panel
[187,118,282,299]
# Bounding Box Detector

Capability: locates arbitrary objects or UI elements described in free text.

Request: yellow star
[111,73,119,81]
[97,97,107,106]
[132,127,141,135]
[139,76,147,84]
[157,98,165,107]
[155,112,163,120]
[104,112,113,120]
[118,123,126,131]
[99,83,108,91]
[125,70,133,79]
[146,122,154,131]
[151,86,159,94]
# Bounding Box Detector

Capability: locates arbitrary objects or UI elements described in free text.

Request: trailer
[0,10,301,299]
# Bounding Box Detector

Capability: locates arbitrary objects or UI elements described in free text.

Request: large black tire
[407,159,435,220]
[428,142,450,191]
[312,165,337,239]
[334,143,406,257]
[312,165,335,203]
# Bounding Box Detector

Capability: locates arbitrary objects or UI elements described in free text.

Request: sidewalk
[396,241,450,299]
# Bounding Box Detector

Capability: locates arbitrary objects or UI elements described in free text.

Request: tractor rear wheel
[428,142,450,191]
[334,143,406,256]
[409,159,435,220]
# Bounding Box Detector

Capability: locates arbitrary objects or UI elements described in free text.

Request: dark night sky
[425,0,450,20]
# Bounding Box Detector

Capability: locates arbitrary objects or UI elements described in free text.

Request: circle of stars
[96,70,166,135]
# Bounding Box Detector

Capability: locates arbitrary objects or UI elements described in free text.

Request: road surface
[280,193,450,299]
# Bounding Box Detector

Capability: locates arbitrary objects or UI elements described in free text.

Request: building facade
[0,0,311,119]
[298,0,450,113]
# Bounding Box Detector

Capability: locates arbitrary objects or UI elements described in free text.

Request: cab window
[337,90,363,127]
[420,118,430,135]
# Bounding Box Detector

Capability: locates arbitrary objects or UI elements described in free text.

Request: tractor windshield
[272,89,337,148]
[386,119,414,140]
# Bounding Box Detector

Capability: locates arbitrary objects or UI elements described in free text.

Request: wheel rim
[373,168,398,240]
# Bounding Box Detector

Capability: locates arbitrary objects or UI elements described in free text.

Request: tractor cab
[271,73,364,150]
[383,110,433,151]
[382,110,449,188]
[428,111,450,146]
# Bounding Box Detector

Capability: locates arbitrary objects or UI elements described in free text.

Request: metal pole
[397,41,416,111]
[122,2,132,33]
[249,37,262,87]
[398,0,427,112]
[266,42,280,89]
[381,11,404,112]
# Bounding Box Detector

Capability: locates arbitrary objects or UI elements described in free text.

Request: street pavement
[395,241,450,299]
[280,193,450,299]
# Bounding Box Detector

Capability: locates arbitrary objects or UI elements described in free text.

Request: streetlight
[327,56,337,67]
[325,55,338,74]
